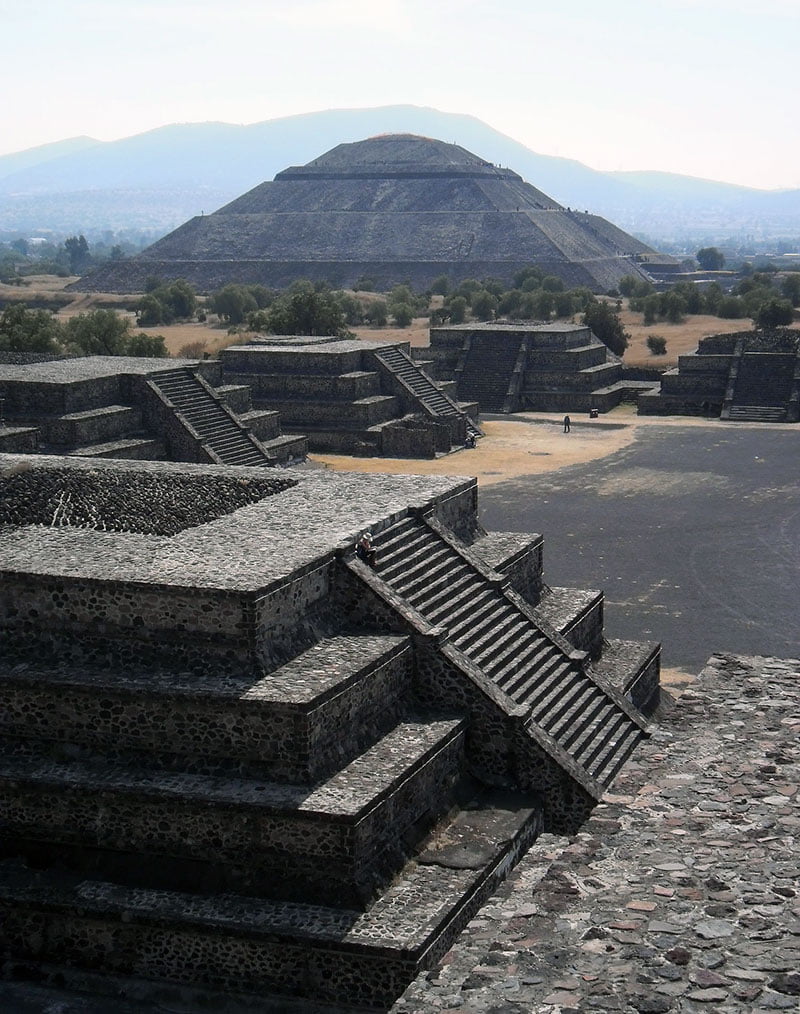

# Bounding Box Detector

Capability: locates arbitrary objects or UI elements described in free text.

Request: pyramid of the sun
[79,134,675,293]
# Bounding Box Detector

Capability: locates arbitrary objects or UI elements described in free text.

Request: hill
[2,106,799,243]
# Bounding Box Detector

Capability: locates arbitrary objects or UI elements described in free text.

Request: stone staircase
[372,345,481,441]
[371,515,648,790]
[150,367,273,467]
[727,351,795,422]
[728,405,787,422]
[0,632,541,1010]
[456,335,523,412]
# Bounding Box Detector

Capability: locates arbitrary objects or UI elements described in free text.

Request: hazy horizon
[3,0,799,191]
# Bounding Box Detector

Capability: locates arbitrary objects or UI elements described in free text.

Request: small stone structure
[639,328,800,422]
[220,335,480,456]
[75,134,677,294]
[419,321,657,414]
[0,355,307,464]
[0,453,658,1010]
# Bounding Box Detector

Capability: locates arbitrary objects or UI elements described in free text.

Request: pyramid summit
[79,133,675,293]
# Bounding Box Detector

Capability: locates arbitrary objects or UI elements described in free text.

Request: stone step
[262,433,308,462]
[409,565,482,618]
[488,626,551,687]
[0,718,465,907]
[67,438,163,461]
[0,635,413,784]
[559,696,618,765]
[587,719,643,785]
[464,608,526,663]
[0,790,541,1010]
[381,540,453,591]
[522,656,584,716]
[239,407,282,440]
[504,652,572,710]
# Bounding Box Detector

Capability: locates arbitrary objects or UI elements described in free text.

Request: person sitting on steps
[356,531,377,568]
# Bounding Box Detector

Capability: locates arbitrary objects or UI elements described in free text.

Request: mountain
[1,106,799,244]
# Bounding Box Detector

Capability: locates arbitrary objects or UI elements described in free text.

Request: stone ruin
[76,134,678,295]
[0,355,307,465]
[219,335,480,456]
[639,328,800,422]
[0,342,481,463]
[416,320,658,414]
[0,453,659,1010]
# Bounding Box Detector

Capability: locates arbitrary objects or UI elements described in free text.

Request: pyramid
[79,134,675,293]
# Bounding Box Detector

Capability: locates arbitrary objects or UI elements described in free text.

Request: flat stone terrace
[394,653,800,1013]
[0,356,202,384]
[0,454,471,592]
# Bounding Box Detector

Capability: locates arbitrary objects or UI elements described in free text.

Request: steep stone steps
[0,718,465,907]
[373,515,647,791]
[728,405,787,422]
[151,367,272,467]
[0,790,540,1011]
[373,345,481,439]
[457,336,523,413]
[0,635,412,784]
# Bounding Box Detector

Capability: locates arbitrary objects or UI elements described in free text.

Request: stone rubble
[393,653,800,1014]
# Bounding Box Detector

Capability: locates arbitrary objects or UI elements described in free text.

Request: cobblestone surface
[393,653,800,1013]
[0,454,469,590]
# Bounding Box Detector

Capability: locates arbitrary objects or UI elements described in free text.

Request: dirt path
[310,405,731,487]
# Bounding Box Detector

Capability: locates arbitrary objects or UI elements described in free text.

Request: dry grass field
[3,275,797,367]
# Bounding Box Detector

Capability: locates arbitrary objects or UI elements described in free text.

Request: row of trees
[0,304,167,358]
[620,272,799,329]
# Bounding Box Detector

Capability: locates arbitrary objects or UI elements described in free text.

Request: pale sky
[2,0,798,190]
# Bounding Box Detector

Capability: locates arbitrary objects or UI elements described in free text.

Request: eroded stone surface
[394,653,800,1013]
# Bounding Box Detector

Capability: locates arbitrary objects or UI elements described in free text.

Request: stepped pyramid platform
[220,334,480,457]
[639,328,800,422]
[0,453,659,1011]
[0,355,307,465]
[418,320,651,414]
[76,134,676,295]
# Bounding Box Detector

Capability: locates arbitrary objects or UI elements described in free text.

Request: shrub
[177,341,208,359]
[646,335,667,356]
[754,298,794,329]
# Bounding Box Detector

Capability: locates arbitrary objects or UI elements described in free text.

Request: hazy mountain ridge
[2,106,798,243]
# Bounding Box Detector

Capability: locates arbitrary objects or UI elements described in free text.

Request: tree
[430,274,450,296]
[64,235,90,273]
[582,301,629,355]
[696,247,725,271]
[0,303,63,353]
[391,302,414,327]
[363,300,388,326]
[781,273,800,307]
[447,296,468,324]
[717,296,745,319]
[642,293,661,325]
[210,284,258,325]
[754,297,794,329]
[63,310,133,355]
[618,274,640,297]
[266,289,351,337]
[470,289,498,321]
[137,293,171,327]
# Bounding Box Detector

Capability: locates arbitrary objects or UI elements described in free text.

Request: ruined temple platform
[0,453,658,1010]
